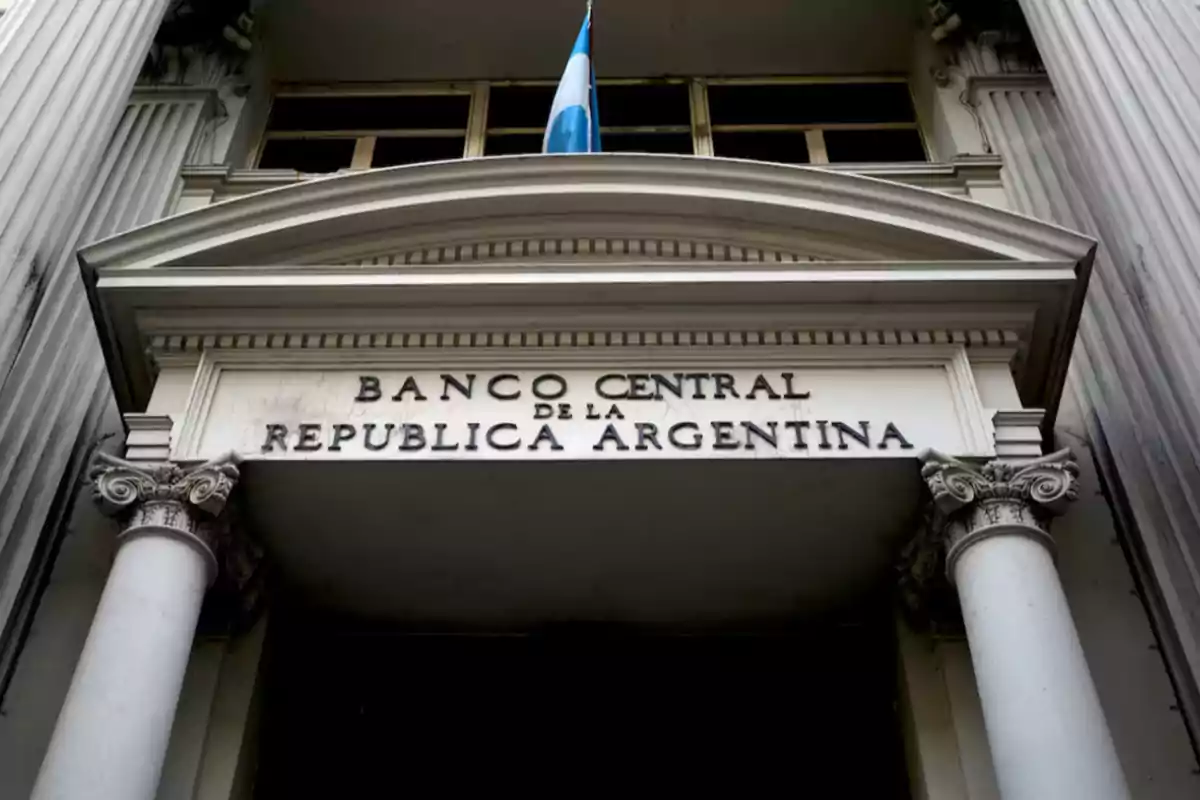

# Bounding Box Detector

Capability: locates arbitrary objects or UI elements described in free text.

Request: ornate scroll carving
[921,447,1079,576]
[899,448,1079,631]
[89,451,250,586]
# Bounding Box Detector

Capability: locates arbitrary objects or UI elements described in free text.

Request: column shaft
[30,453,243,800]
[954,535,1128,800]
[1013,0,1200,727]
[920,448,1130,800]
[31,534,209,800]
[1016,0,1200,440]
[0,0,171,378]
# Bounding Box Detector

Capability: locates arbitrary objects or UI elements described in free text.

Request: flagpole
[587,0,599,152]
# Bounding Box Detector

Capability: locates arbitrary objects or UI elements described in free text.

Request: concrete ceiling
[261,0,922,82]
[245,458,922,629]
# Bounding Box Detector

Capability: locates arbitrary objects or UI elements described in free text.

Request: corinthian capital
[88,452,245,584]
[919,448,1079,576]
[90,452,241,517]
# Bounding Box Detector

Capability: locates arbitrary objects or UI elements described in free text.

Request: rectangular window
[484,84,556,156]
[484,80,694,156]
[705,80,924,165]
[257,78,925,170]
[257,92,470,172]
[258,138,357,173]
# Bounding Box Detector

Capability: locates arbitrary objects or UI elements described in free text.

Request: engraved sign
[183,366,985,460]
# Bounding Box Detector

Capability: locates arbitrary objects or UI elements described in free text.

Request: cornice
[86,154,1093,270]
[77,155,1092,426]
[178,155,1009,210]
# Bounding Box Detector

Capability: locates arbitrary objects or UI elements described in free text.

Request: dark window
[596,83,690,127]
[713,131,810,164]
[824,129,926,163]
[267,95,470,131]
[484,133,544,157]
[487,85,557,129]
[707,82,916,126]
[259,93,470,170]
[485,82,693,156]
[258,138,355,173]
[706,81,923,165]
[373,136,465,167]
[256,79,926,171]
[603,132,693,155]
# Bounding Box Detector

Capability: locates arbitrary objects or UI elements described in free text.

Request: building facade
[0,1,1199,798]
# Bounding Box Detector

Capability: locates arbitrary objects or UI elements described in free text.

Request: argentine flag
[543,7,601,153]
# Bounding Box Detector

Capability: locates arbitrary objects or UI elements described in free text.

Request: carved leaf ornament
[90,451,241,518]
[921,447,1078,518]
[920,447,1079,575]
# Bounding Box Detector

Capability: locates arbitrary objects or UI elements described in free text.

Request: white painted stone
[954,535,1130,800]
[30,535,210,800]
[185,362,987,461]
[29,454,242,800]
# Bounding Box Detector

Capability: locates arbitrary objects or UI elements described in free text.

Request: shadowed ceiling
[261,0,922,82]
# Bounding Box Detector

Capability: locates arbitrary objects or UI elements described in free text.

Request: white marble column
[0,0,172,379]
[30,453,242,800]
[920,449,1130,800]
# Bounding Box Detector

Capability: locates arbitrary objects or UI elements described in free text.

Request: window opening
[483,80,693,156]
[257,78,926,170]
[257,92,470,172]
[705,80,924,165]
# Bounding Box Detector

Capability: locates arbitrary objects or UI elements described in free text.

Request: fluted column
[919,449,1130,800]
[0,0,171,379]
[30,453,247,800]
[1015,1,1200,443]
[1007,0,1200,734]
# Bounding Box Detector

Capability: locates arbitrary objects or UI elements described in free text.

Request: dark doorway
[256,618,911,798]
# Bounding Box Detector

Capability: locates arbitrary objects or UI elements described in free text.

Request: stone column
[1010,0,1200,736]
[920,449,1130,800]
[1015,0,1200,438]
[0,0,172,378]
[30,452,244,800]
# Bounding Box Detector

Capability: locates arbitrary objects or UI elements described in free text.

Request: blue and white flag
[543,6,601,153]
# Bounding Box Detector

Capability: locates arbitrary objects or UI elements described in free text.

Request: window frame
[253,76,929,170]
[253,83,478,171]
[481,77,696,157]
[700,75,928,165]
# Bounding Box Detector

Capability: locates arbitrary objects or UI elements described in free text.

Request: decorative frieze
[340,235,826,267]
[146,327,1022,360]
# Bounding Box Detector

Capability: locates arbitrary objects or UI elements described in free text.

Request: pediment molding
[83,154,1094,269]
[78,155,1094,427]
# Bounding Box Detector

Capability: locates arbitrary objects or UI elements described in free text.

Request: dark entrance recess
[255,614,912,798]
